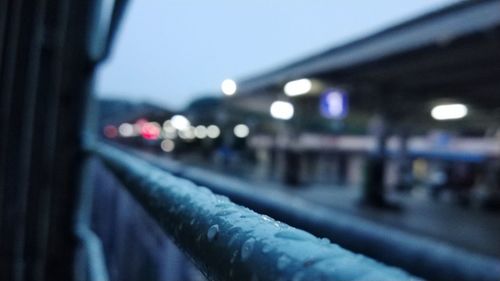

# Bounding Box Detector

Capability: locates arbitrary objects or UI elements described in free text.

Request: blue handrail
[91,142,418,281]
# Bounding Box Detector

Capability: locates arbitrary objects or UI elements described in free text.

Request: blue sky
[96,0,458,110]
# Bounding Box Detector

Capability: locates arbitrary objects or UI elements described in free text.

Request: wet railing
[137,148,500,281]
[87,142,419,281]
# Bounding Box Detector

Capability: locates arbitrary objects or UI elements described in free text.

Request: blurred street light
[207,125,220,139]
[160,139,175,152]
[178,126,195,140]
[118,123,134,137]
[134,118,148,134]
[270,101,294,120]
[103,125,118,138]
[141,122,161,140]
[162,120,177,139]
[171,115,190,130]
[233,124,249,138]
[163,120,173,129]
[194,125,208,139]
[431,103,468,120]
[221,79,237,96]
[284,78,312,96]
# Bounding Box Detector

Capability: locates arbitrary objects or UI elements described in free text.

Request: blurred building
[218,0,500,207]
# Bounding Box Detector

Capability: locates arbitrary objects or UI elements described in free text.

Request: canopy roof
[232,0,500,130]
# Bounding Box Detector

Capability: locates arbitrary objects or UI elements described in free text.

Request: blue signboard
[319,89,348,119]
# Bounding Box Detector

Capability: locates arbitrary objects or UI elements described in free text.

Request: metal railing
[137,150,500,281]
[89,142,419,281]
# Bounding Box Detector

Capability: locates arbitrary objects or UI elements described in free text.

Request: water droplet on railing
[277,256,291,270]
[198,186,211,194]
[240,238,256,261]
[207,225,219,241]
[261,244,272,253]
[215,202,232,208]
[261,215,273,222]
[320,237,330,245]
[215,195,230,202]
[275,230,312,241]
[216,210,236,216]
